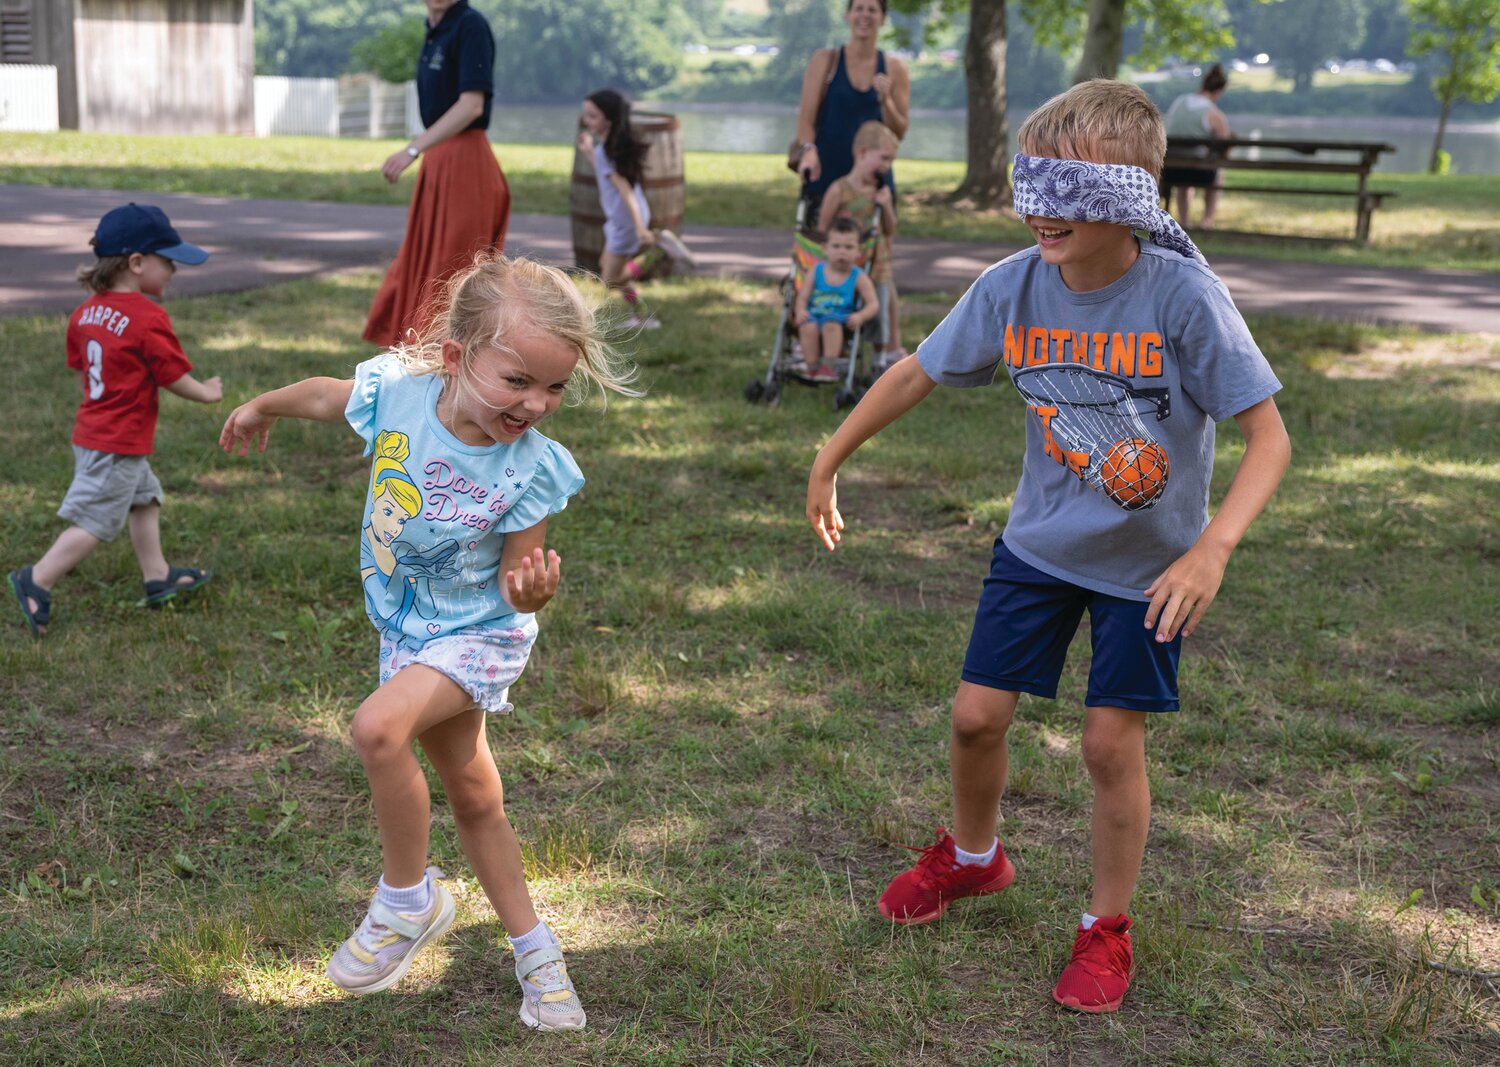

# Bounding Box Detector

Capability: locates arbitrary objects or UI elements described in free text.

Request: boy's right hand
[806,464,844,551]
[219,402,277,456]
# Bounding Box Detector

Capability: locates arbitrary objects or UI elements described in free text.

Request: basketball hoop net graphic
[1011,365,1173,511]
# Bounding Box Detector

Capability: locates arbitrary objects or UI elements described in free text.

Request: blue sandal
[8,567,51,637]
[142,565,212,608]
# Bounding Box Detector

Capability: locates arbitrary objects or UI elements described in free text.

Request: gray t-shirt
[917,242,1281,601]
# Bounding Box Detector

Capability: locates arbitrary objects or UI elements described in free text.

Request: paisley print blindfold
[1012,154,1207,266]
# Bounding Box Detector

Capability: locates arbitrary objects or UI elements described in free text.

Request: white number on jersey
[86,338,104,400]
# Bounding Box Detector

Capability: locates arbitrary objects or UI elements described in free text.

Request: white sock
[1081,912,1099,930]
[508,920,556,957]
[954,838,998,867]
[376,874,431,914]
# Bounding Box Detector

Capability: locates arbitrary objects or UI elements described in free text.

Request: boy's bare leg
[126,503,175,584]
[419,706,540,936]
[950,681,1018,853]
[821,321,845,363]
[1082,705,1149,916]
[30,525,101,591]
[797,320,823,366]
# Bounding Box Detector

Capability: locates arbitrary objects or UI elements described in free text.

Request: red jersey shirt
[66,292,192,455]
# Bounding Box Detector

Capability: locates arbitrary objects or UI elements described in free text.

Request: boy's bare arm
[1144,396,1291,641]
[807,355,937,550]
[165,372,224,404]
[850,272,880,327]
[816,188,845,234]
[219,376,355,456]
[793,272,814,325]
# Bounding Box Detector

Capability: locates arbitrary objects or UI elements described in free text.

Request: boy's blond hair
[1017,79,1166,181]
[76,255,132,294]
[853,120,899,155]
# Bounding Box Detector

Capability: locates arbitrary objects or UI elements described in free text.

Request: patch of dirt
[1322,333,1500,378]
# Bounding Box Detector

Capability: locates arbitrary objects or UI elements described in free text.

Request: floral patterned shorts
[378,619,538,715]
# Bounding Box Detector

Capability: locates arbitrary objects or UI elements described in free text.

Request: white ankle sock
[508,920,556,957]
[954,838,998,867]
[376,874,431,914]
[1081,912,1099,930]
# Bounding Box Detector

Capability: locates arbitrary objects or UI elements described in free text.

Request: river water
[491,101,1500,176]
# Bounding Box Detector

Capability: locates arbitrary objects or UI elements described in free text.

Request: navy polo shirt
[415,0,494,131]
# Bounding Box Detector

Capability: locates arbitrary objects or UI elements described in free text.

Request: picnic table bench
[1160,136,1397,242]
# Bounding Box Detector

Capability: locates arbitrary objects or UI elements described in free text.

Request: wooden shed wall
[74,0,252,134]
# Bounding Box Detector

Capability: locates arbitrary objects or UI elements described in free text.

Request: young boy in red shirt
[9,203,223,636]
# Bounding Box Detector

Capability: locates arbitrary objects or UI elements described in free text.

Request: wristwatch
[801,143,816,153]
[405,145,420,159]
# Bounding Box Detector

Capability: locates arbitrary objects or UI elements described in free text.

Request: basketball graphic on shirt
[1099,437,1169,510]
[1011,365,1173,512]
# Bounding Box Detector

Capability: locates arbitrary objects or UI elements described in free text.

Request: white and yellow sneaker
[516,943,587,1031]
[326,874,455,995]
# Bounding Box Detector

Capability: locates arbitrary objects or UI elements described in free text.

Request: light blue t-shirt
[345,354,584,648]
[917,241,1281,601]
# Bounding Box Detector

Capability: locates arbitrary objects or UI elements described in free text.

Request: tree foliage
[1405,0,1500,169]
[1023,0,1235,75]
[257,0,421,77]
[489,0,688,101]
[348,18,427,82]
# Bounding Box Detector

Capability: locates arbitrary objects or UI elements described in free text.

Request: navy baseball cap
[92,203,209,265]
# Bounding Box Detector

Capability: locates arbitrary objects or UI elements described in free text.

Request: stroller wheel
[833,386,854,410]
[745,379,765,403]
[764,380,781,405]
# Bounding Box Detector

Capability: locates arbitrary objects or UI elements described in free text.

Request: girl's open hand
[505,547,562,612]
[806,468,844,551]
[219,403,277,456]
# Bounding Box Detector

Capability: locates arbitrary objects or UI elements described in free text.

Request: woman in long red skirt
[364,0,510,348]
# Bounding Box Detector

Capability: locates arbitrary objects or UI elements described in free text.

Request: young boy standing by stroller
[793,218,879,382]
[817,121,901,367]
[805,81,1290,1013]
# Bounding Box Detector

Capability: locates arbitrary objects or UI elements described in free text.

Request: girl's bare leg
[418,706,540,936]
[349,664,477,887]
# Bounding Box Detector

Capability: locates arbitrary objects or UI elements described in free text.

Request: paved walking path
[4,184,1499,334]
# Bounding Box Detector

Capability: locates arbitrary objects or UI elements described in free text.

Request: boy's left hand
[1143,543,1228,642]
[505,547,562,612]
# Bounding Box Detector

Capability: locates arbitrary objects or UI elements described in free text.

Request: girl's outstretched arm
[220,376,355,456]
[806,355,937,550]
[500,519,561,614]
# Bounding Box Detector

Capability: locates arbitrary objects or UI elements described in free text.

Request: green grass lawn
[2,274,1498,1065]
[3,131,1498,273]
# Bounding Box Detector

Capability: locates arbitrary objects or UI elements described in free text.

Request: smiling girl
[220,253,637,1030]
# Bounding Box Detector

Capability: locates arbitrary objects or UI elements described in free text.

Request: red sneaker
[877,827,1015,924]
[1051,914,1134,1013]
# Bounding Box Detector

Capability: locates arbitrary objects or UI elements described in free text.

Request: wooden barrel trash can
[570,110,685,277]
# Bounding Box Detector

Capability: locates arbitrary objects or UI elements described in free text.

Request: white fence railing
[0,67,421,138]
[254,75,338,137]
[0,64,59,132]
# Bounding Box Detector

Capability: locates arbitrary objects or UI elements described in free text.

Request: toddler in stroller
[745,199,883,411]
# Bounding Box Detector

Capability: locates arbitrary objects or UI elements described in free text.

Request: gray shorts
[58,445,164,542]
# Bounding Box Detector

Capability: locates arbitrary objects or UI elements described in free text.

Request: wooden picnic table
[1162,136,1397,242]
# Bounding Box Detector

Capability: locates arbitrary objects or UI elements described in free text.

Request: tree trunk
[954,0,1009,206]
[1429,86,1455,174]
[1072,0,1125,83]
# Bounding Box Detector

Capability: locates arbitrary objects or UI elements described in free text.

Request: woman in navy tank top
[792,0,909,214]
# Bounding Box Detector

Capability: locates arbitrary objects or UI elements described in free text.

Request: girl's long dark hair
[587,88,646,187]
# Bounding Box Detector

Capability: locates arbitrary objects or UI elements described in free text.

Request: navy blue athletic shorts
[961,539,1182,712]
